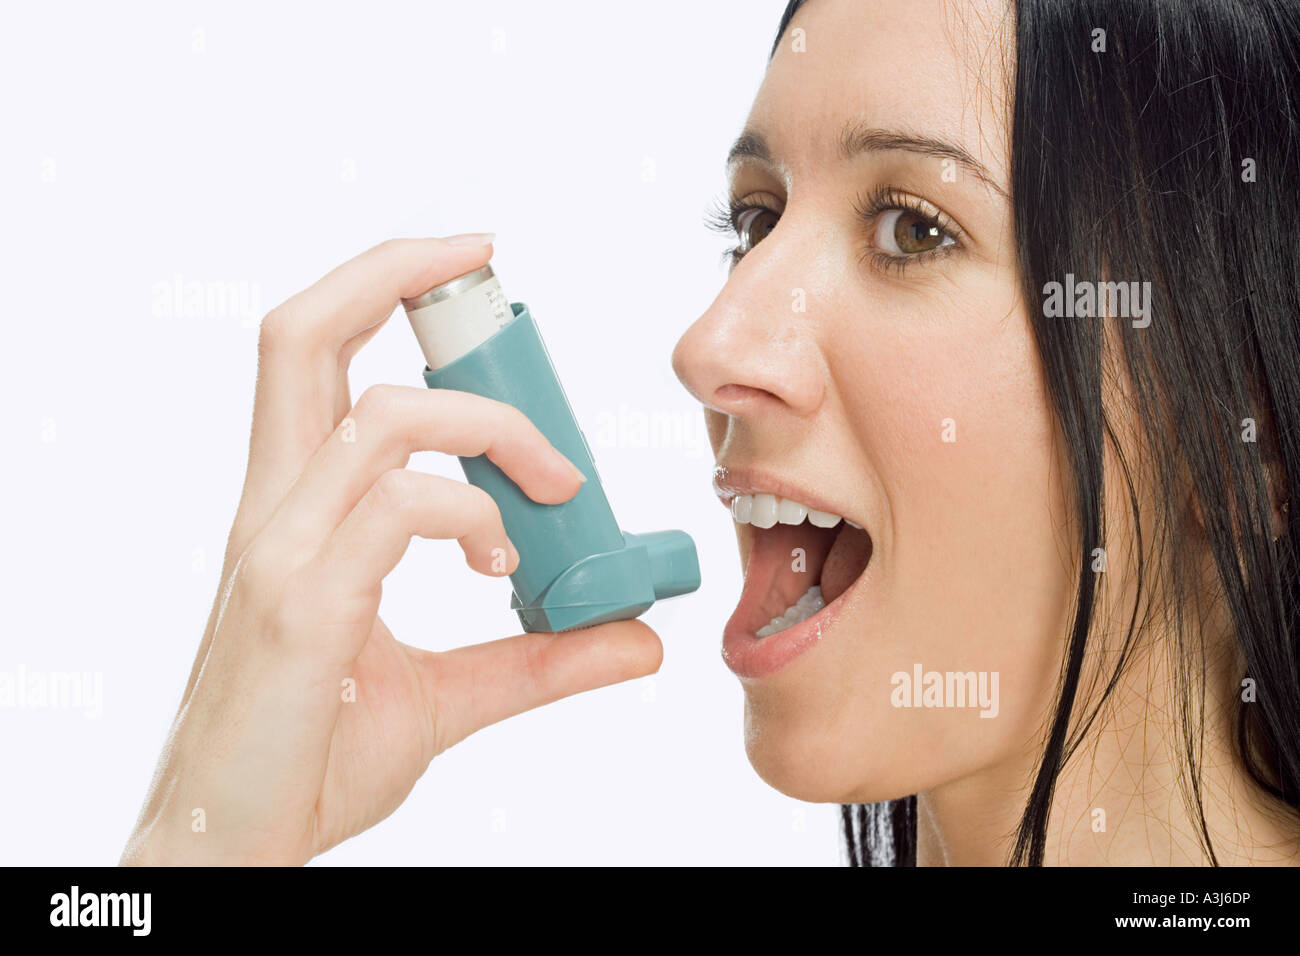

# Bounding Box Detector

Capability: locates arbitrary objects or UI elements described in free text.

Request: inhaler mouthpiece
[402,263,700,632]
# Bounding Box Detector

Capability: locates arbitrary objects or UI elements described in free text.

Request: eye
[703,192,783,267]
[735,205,779,254]
[852,186,965,274]
[873,208,957,256]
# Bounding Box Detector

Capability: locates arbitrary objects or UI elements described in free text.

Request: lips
[714,467,875,679]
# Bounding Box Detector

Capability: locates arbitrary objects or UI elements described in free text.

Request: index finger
[241,235,495,546]
[262,235,496,355]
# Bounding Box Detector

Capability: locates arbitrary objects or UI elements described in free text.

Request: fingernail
[443,232,496,246]
[564,455,588,483]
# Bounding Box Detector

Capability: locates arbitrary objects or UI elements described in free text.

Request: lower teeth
[755,585,824,638]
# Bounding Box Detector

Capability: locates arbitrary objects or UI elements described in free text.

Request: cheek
[743,302,1075,803]
[879,308,1072,735]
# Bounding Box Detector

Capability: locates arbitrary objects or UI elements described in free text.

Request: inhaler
[403,264,701,632]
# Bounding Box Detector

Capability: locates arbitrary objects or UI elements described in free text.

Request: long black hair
[769,0,1300,866]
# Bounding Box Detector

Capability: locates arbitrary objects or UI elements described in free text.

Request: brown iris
[893,210,945,254]
[740,208,779,252]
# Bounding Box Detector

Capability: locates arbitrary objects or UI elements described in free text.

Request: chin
[739,671,1021,805]
[739,688,906,805]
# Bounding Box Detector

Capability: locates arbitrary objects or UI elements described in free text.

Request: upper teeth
[730,492,863,531]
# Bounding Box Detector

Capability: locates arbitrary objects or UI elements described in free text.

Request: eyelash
[703,185,962,276]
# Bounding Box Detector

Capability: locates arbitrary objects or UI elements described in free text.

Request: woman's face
[672,0,1075,803]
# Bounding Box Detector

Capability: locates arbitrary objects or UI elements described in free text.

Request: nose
[672,241,828,421]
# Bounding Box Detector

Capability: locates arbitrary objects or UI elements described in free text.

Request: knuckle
[257,305,300,353]
[353,384,403,424]
[265,568,311,647]
[370,468,417,516]
[521,635,550,689]
[236,538,281,588]
[231,541,295,634]
[230,538,327,652]
[467,484,501,528]
[495,400,533,438]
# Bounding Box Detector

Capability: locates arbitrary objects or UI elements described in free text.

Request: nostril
[710,383,783,415]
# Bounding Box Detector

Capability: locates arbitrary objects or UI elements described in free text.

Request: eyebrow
[727,123,1008,198]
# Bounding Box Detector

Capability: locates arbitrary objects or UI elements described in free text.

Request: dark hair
[770,0,1300,866]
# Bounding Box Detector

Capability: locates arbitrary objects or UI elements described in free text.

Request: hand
[121,237,663,865]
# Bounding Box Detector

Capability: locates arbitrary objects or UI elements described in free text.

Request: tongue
[820,525,872,605]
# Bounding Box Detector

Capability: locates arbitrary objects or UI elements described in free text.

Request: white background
[0,1,843,864]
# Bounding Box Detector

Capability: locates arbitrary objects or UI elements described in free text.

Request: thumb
[410,619,664,754]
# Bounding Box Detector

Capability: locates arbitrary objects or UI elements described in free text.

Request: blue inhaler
[402,264,701,633]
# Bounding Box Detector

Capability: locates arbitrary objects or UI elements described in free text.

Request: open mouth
[717,484,874,679]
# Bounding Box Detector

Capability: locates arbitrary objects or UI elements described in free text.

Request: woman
[123,0,1300,866]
